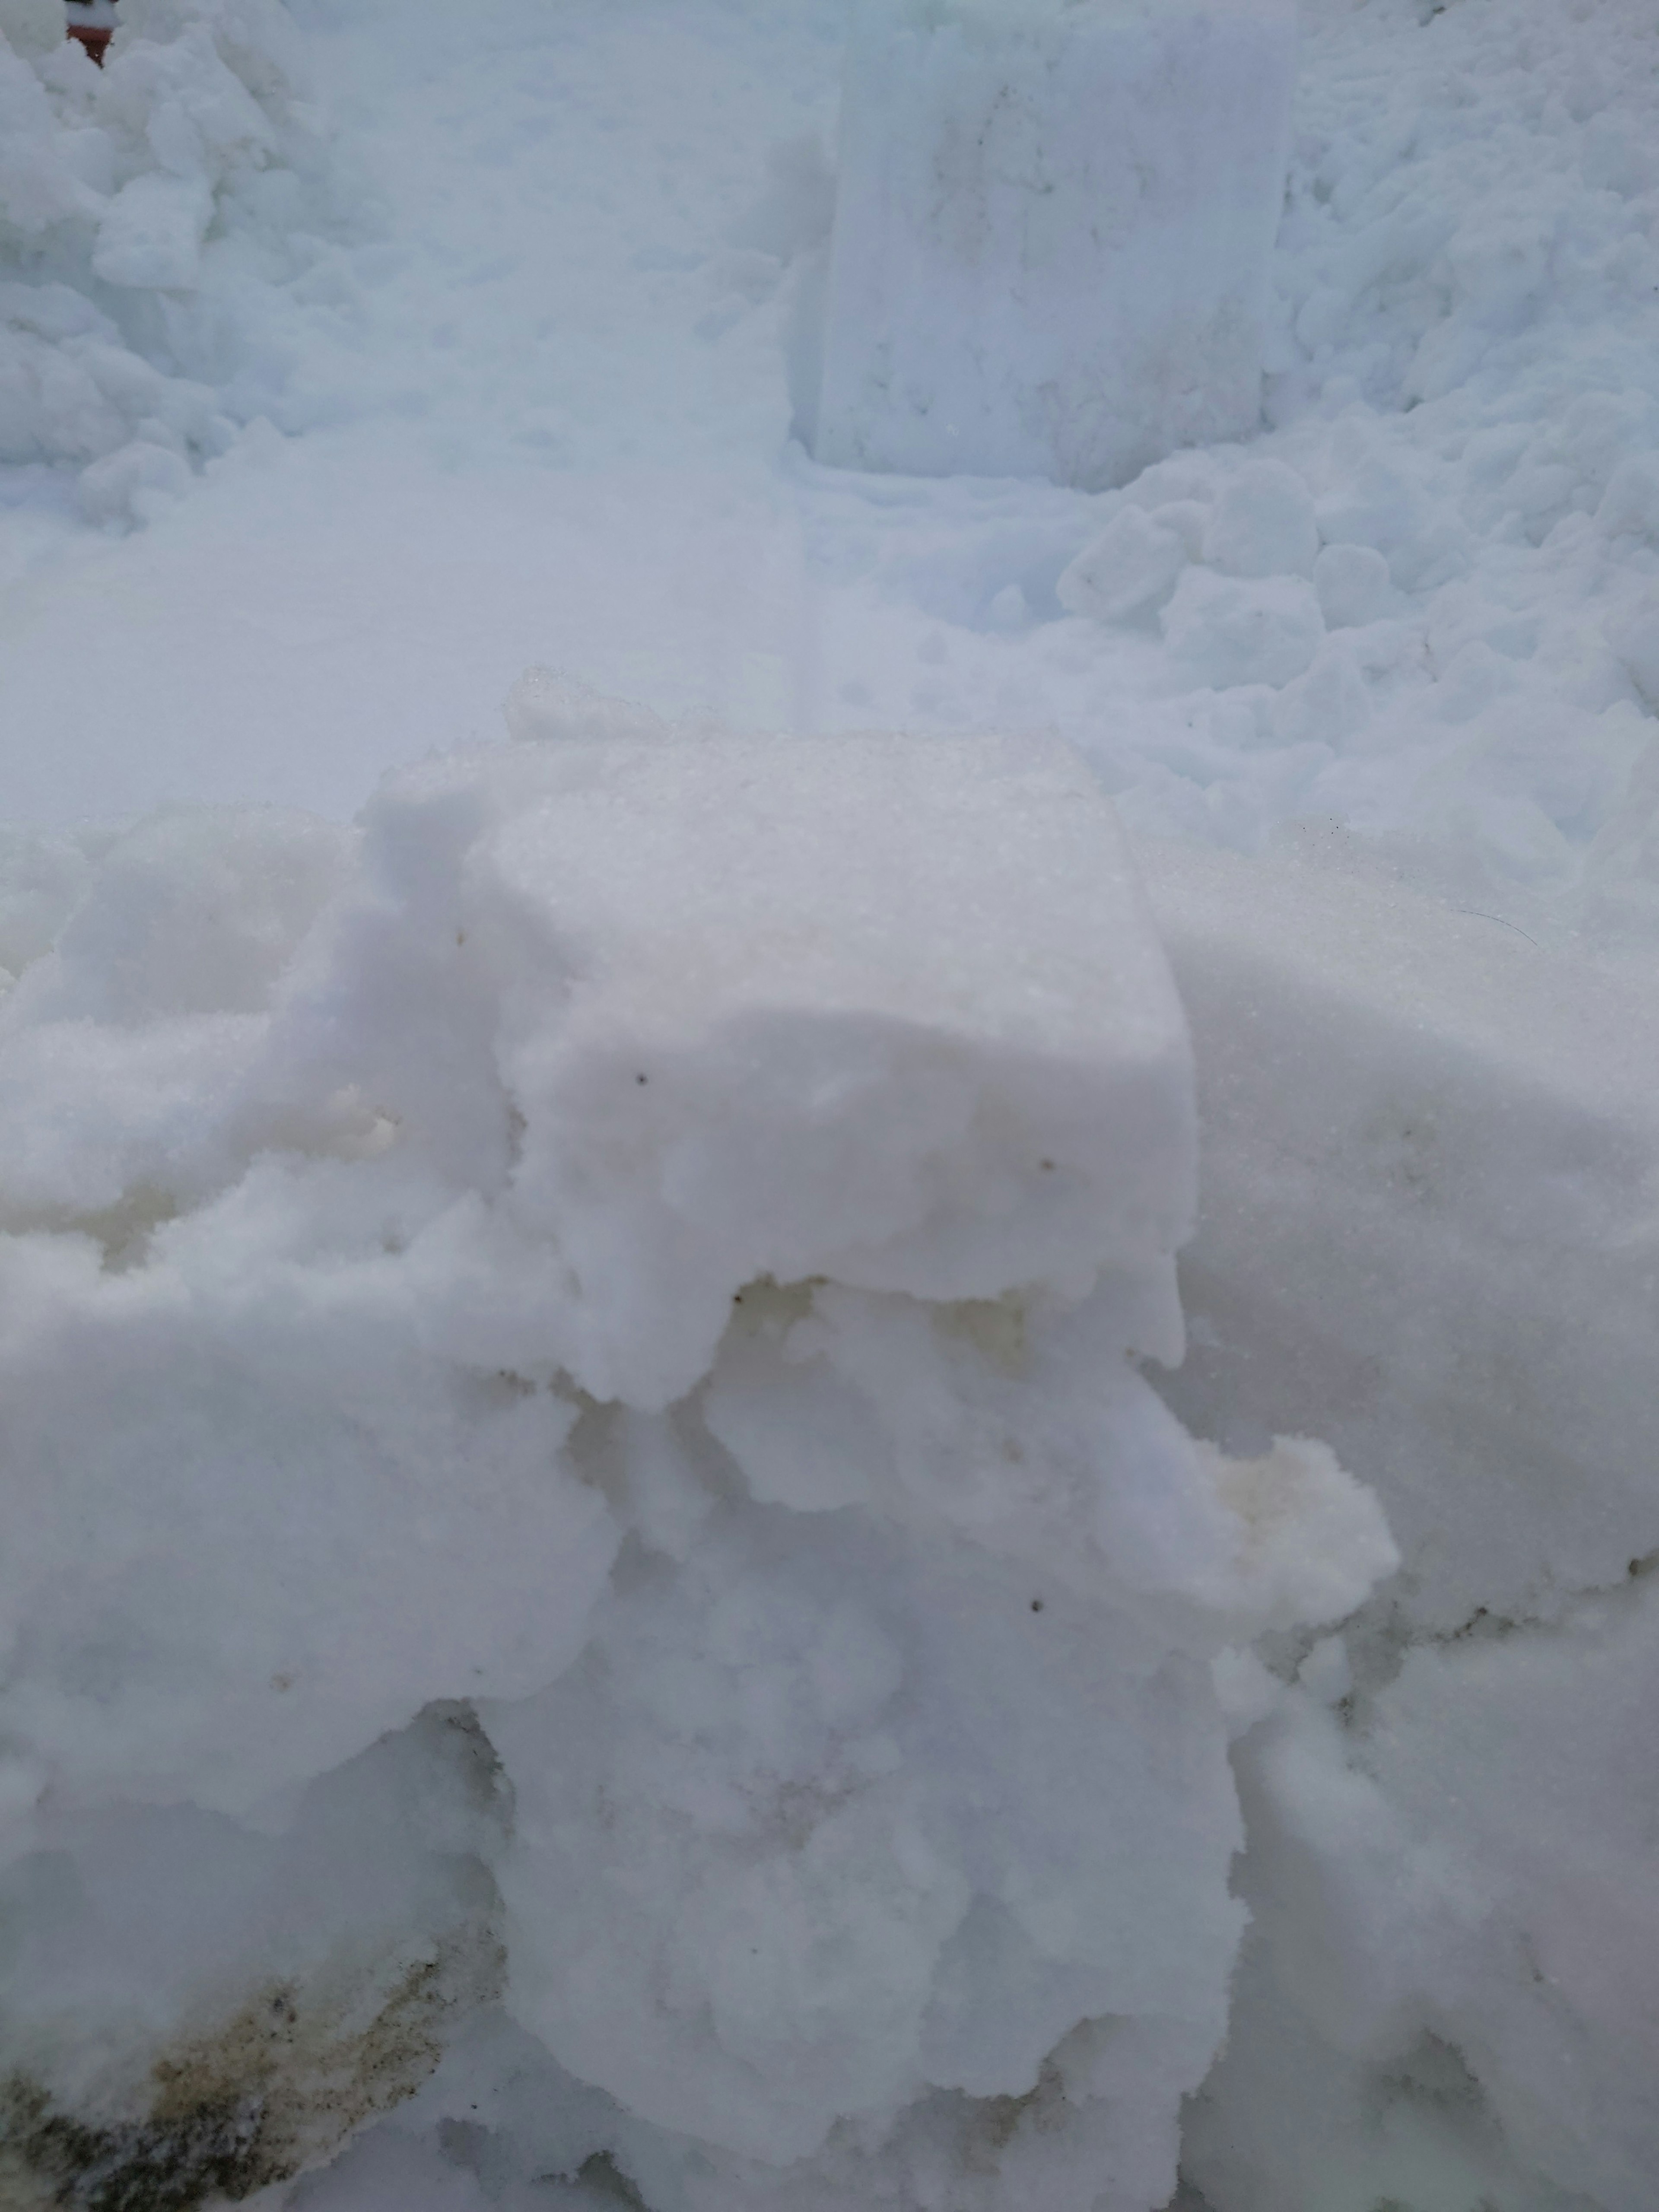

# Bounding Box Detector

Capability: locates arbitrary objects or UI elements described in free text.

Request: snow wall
[0,702,1399,2212]
[808,0,1297,488]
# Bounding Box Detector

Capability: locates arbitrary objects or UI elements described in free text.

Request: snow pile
[0,0,331,522]
[1143,831,1659,2212]
[1039,393,1659,891]
[1024,0,1659,895]
[5,1,1659,2206]
[809,0,1297,488]
[772,0,1659,907]
[0,712,1395,2212]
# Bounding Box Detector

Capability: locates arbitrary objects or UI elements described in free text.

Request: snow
[0,724,1395,2211]
[1145,826,1659,1636]
[1147,826,1659,2212]
[810,0,1298,489]
[2,0,1659,2207]
[1184,1571,1659,2212]
[0,0,323,517]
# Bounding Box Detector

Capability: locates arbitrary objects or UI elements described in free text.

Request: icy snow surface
[3,0,1659,2208]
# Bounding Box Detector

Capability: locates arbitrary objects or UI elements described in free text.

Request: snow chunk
[1193,1575,1659,2212]
[1058,506,1188,625]
[1200,461,1320,581]
[76,436,194,523]
[1162,568,1325,690]
[1605,588,1659,710]
[92,171,214,291]
[488,1511,1246,2173]
[9,805,350,1026]
[276,728,1199,1406]
[0,1707,511,2206]
[0,0,61,61]
[1204,1434,1398,1634]
[1313,541,1393,630]
[812,0,1298,488]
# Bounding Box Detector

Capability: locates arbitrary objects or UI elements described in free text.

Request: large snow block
[281,728,1200,1406]
[812,0,1298,488]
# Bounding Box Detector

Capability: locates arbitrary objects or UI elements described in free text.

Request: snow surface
[3,0,1659,2207]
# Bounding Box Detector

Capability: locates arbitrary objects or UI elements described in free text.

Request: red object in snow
[66,23,114,63]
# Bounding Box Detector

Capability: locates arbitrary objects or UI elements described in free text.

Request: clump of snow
[1162,569,1327,693]
[1201,461,1319,582]
[0,716,1394,2212]
[1056,507,1190,628]
[810,0,1298,489]
[0,0,333,521]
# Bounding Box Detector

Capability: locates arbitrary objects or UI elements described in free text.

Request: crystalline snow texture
[813,0,1298,489]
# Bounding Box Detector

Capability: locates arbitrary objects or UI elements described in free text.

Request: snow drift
[0,708,1395,2212]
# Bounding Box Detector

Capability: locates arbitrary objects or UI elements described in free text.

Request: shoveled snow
[3,1,1659,2209]
[0,724,1396,2212]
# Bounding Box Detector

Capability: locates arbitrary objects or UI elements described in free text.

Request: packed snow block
[274,729,1202,1408]
[1138,832,1659,1635]
[812,0,1298,488]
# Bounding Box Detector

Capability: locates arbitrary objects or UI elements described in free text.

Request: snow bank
[0,712,1394,2212]
[0,0,331,522]
[1141,830,1659,2212]
[811,0,1297,488]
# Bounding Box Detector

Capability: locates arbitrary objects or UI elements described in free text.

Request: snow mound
[0,0,331,521]
[0,715,1393,2212]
